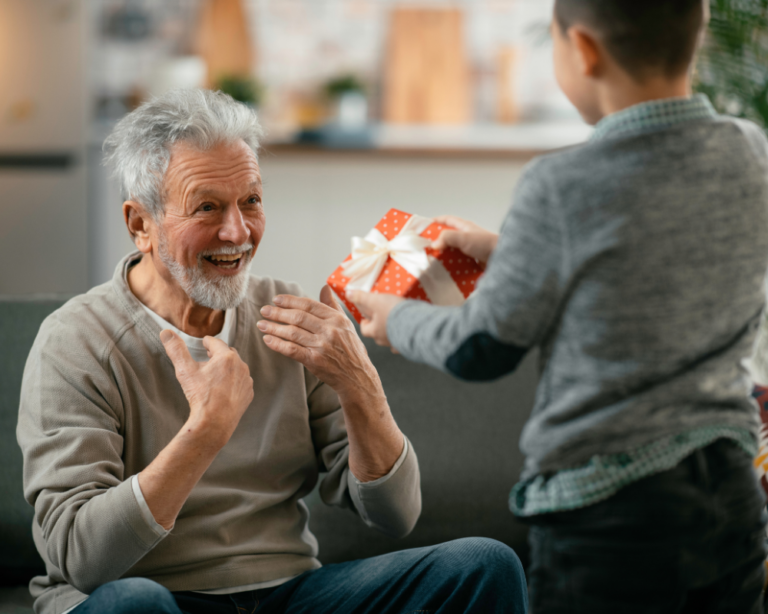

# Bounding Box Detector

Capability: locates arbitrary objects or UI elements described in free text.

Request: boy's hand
[347,290,404,348]
[432,215,498,265]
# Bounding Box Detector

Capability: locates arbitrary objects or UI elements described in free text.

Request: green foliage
[323,74,366,99]
[695,0,768,131]
[215,75,264,107]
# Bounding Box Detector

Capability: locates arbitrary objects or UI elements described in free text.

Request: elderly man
[16,89,526,614]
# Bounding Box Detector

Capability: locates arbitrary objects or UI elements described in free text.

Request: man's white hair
[103,88,263,220]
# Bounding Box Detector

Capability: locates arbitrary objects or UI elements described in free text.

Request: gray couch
[0,297,537,613]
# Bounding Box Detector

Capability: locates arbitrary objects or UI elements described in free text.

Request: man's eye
[201,203,215,212]
[247,196,261,205]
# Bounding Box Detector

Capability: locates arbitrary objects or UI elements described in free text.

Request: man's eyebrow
[189,186,224,199]
[189,182,262,199]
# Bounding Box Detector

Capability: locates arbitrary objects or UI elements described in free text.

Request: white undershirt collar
[140,303,237,362]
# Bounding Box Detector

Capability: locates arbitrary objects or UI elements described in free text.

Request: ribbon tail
[417,257,466,306]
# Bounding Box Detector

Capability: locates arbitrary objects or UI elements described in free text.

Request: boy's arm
[352,162,566,381]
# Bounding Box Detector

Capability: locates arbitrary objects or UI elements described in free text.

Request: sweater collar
[111,251,247,359]
[591,94,718,142]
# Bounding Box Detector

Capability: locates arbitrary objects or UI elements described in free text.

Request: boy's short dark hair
[554,0,705,79]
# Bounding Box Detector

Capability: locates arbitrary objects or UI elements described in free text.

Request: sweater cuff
[350,437,408,487]
[111,476,169,552]
[347,436,421,538]
[131,475,173,538]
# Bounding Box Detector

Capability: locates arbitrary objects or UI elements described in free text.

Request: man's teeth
[210,253,242,262]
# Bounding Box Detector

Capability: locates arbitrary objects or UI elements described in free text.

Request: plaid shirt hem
[510,426,756,517]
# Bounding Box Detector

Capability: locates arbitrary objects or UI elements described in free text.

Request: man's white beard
[158,232,252,311]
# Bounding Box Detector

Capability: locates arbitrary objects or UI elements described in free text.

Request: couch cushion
[0,298,67,583]
[306,335,537,567]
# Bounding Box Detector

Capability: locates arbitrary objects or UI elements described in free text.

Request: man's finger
[259,321,315,348]
[262,334,310,364]
[319,285,342,312]
[160,330,196,372]
[273,294,335,319]
[261,304,323,334]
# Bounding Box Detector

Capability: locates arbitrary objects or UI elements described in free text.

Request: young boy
[349,0,768,611]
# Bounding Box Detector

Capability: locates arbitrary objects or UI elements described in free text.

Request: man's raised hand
[257,286,386,401]
[160,330,254,447]
[258,286,406,482]
[431,215,498,265]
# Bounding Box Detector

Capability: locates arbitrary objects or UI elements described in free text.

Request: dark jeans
[70,537,527,614]
[525,438,768,614]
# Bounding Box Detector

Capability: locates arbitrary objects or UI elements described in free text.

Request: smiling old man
[15,89,526,614]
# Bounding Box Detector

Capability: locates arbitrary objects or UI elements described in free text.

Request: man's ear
[568,26,602,78]
[123,201,154,254]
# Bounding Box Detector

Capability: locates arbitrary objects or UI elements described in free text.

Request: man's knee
[434,537,524,576]
[428,538,527,612]
[83,578,179,614]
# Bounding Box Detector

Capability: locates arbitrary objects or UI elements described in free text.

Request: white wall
[88,150,530,298]
[254,151,527,298]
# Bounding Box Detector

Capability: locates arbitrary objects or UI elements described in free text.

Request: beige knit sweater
[17,253,421,614]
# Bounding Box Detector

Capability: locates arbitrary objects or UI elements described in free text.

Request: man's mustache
[198,243,254,259]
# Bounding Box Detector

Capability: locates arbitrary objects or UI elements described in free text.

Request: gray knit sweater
[388,107,768,480]
[18,253,421,614]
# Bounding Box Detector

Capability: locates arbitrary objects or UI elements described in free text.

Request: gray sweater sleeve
[388,160,566,381]
[305,373,421,538]
[17,318,164,595]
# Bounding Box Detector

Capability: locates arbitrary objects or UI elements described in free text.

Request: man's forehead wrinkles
[184,172,262,193]
[175,160,259,183]
[175,165,261,195]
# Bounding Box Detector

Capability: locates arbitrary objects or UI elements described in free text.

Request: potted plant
[323,74,369,129]
[695,0,768,131]
[215,75,264,108]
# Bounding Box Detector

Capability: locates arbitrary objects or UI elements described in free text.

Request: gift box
[327,208,484,323]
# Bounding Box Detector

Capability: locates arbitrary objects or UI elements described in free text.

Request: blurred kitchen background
[1,0,763,299]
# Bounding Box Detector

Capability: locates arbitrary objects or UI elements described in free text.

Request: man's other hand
[346,290,404,349]
[258,286,406,482]
[160,330,254,446]
[257,286,385,401]
[431,215,498,265]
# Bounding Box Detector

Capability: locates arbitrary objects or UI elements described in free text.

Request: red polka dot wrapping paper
[326,208,485,323]
[753,383,768,496]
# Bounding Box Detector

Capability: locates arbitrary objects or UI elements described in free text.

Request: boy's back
[519,106,768,475]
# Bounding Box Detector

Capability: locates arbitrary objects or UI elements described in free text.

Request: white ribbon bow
[341,214,466,306]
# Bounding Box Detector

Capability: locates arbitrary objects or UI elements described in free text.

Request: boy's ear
[123,200,154,254]
[568,26,602,78]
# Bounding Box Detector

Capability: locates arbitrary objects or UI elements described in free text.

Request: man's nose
[219,205,251,245]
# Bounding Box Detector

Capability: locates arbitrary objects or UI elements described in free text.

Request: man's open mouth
[204,253,247,270]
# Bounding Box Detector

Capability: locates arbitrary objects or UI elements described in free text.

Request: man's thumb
[160,330,194,371]
[320,285,342,311]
